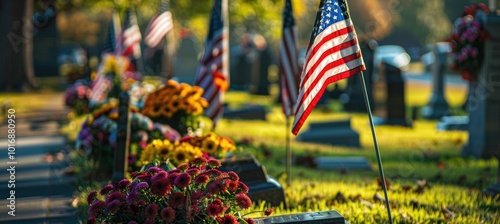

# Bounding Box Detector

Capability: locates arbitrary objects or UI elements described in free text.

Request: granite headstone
[296,119,360,148]
[422,42,451,119]
[173,35,199,85]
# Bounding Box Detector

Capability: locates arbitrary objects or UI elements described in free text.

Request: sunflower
[139,144,156,165]
[178,98,192,111]
[160,104,175,118]
[218,136,235,152]
[179,83,192,97]
[166,79,179,88]
[149,106,163,118]
[197,98,209,108]
[202,137,220,154]
[188,104,203,116]
[168,96,182,112]
[186,86,203,100]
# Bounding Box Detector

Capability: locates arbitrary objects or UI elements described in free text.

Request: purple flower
[145,204,159,220]
[118,179,131,190]
[168,192,186,209]
[134,182,149,190]
[147,166,162,174]
[88,200,106,217]
[100,184,114,195]
[151,171,168,182]
[87,190,97,204]
[151,178,171,197]
[160,207,176,222]
[174,173,192,188]
[106,199,121,213]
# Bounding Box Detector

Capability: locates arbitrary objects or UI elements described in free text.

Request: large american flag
[292,0,365,135]
[144,0,173,48]
[121,8,142,59]
[280,0,300,117]
[194,0,229,126]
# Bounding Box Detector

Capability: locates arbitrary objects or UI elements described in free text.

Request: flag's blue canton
[207,0,223,39]
[283,0,295,29]
[317,0,350,34]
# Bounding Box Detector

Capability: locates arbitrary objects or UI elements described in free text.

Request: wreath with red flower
[448,3,491,81]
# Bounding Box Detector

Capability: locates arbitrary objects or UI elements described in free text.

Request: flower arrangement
[64,80,91,116]
[142,80,209,136]
[86,158,260,224]
[76,101,179,179]
[448,3,490,81]
[139,132,236,167]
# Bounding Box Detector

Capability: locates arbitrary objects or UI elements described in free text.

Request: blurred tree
[0,0,38,91]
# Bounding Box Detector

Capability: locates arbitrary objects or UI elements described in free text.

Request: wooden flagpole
[286,115,292,186]
[359,71,393,224]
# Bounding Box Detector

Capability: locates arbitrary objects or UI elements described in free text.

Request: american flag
[194,0,229,126]
[292,0,365,135]
[144,0,173,48]
[280,0,300,116]
[121,8,142,59]
[103,10,121,54]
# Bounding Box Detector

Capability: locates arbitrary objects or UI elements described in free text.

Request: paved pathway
[0,94,80,223]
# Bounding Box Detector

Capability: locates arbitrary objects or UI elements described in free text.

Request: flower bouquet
[64,80,91,116]
[86,158,258,224]
[76,101,180,179]
[448,3,490,81]
[142,80,208,136]
[139,132,236,167]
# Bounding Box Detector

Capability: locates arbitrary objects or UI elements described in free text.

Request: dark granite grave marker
[341,40,377,112]
[296,119,360,148]
[372,61,412,127]
[173,35,199,85]
[422,42,451,119]
[315,156,372,170]
[252,210,347,224]
[462,14,500,160]
[219,153,286,207]
[112,92,131,183]
[223,104,268,120]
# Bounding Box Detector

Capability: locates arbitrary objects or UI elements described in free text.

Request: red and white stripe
[280,25,299,116]
[292,19,365,135]
[122,25,142,58]
[145,11,173,48]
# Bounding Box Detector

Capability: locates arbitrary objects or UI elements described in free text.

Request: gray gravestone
[373,61,412,127]
[223,104,268,120]
[422,42,451,119]
[340,40,377,112]
[296,119,360,148]
[462,14,500,160]
[173,35,199,85]
[253,210,347,224]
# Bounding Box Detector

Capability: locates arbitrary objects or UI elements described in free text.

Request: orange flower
[198,98,209,108]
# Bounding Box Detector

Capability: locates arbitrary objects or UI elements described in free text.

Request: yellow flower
[139,144,156,165]
[219,136,236,152]
[188,104,203,116]
[202,137,220,154]
[160,104,175,118]
[197,98,209,108]
[179,83,192,97]
[108,111,118,120]
[166,79,179,88]
[148,106,163,118]
[186,86,203,100]
[104,56,119,74]
[168,96,182,112]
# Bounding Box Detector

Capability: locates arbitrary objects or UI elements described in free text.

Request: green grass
[19,78,498,223]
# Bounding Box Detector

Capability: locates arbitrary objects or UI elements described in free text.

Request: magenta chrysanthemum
[195,174,209,184]
[208,180,228,195]
[206,199,224,217]
[106,191,124,204]
[192,157,208,166]
[168,192,186,209]
[204,169,222,177]
[167,172,180,184]
[106,199,121,214]
[174,173,192,188]
[87,190,97,205]
[227,171,239,181]
[88,200,105,217]
[186,167,201,176]
[151,178,171,197]
[177,163,189,171]
[207,159,222,168]
[151,171,168,182]
[237,181,249,193]
[87,216,96,224]
[235,193,252,209]
[134,182,149,190]
[160,207,176,222]
[118,179,131,190]
[147,166,162,174]
[220,214,238,224]
[145,204,159,220]
[228,180,239,191]
[100,184,114,195]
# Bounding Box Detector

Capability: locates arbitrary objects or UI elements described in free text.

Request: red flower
[99,184,114,195]
[192,157,208,166]
[235,193,252,209]
[118,179,131,190]
[86,216,96,224]
[168,192,186,209]
[228,180,239,191]
[227,171,239,181]
[145,204,159,220]
[208,159,222,168]
[87,190,97,205]
[106,199,121,214]
[204,169,222,177]
[208,180,228,195]
[88,200,106,217]
[237,181,249,193]
[137,173,151,181]
[151,171,168,182]
[220,214,238,224]
[206,199,224,217]
[264,207,274,216]
[160,207,176,222]
[167,172,180,184]
[195,174,209,184]
[106,192,124,204]
[147,166,162,174]
[190,190,205,203]
[177,163,189,171]
[151,178,172,197]
[186,167,201,176]
[245,218,255,224]
[174,173,192,188]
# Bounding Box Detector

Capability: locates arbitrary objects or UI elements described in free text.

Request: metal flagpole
[359,71,393,224]
[286,115,292,186]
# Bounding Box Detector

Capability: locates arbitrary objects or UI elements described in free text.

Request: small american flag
[280,0,300,116]
[121,8,142,59]
[103,10,121,54]
[292,0,365,135]
[194,0,229,126]
[144,0,173,48]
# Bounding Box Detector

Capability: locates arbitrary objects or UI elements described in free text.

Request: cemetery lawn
[14,79,497,223]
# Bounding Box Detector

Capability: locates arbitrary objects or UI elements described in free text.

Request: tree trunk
[0,0,38,92]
